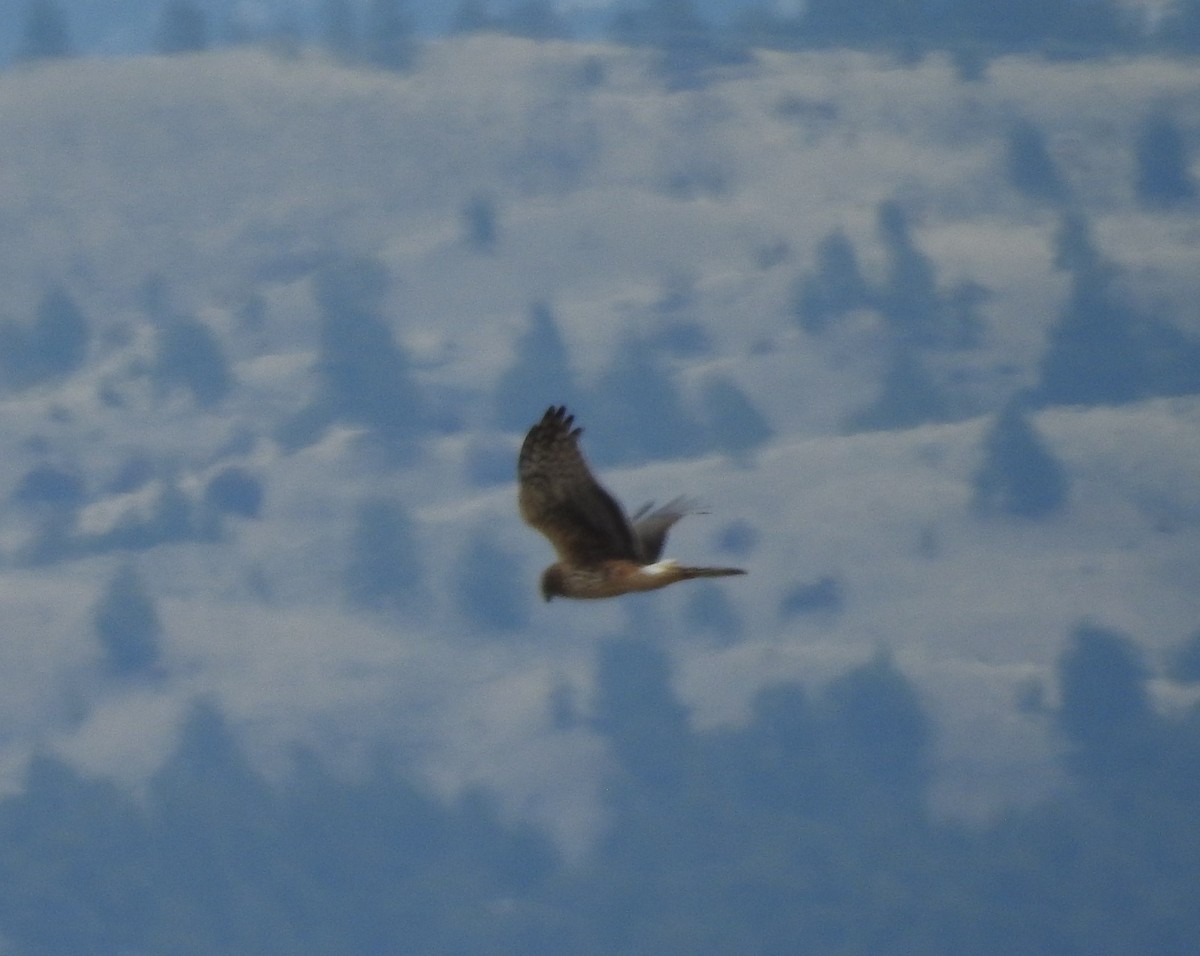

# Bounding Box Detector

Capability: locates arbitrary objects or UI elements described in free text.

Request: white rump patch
[642,559,679,576]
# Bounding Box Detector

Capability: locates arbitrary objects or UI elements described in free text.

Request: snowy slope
[0,39,1197,848]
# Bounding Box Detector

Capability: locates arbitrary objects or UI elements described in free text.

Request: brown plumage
[518,405,746,600]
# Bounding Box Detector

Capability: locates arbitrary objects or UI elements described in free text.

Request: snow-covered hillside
[0,38,1197,849]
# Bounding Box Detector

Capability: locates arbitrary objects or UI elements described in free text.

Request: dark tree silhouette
[727,682,826,813]
[592,637,691,792]
[203,467,264,519]
[450,0,495,34]
[972,399,1069,519]
[822,649,931,811]
[462,193,499,252]
[1,285,92,390]
[610,0,739,88]
[1168,630,1200,684]
[844,343,950,432]
[877,200,943,346]
[1035,212,1200,406]
[320,0,358,59]
[13,463,85,510]
[1134,112,1196,208]
[153,315,231,409]
[345,497,423,612]
[584,329,707,464]
[1055,622,1157,787]
[682,582,741,643]
[779,574,845,619]
[93,565,164,678]
[1005,118,1069,204]
[18,0,72,61]
[156,0,208,54]
[699,374,774,461]
[492,301,579,430]
[303,257,426,455]
[505,0,567,39]
[365,0,417,70]
[453,526,529,631]
[793,229,873,334]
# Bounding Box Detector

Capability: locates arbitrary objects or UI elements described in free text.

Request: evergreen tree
[1163,0,1200,52]
[153,315,231,409]
[450,0,494,34]
[493,301,579,431]
[792,229,873,334]
[156,0,207,54]
[1005,118,1069,204]
[1134,112,1196,208]
[1035,212,1200,405]
[453,526,529,631]
[1168,630,1200,684]
[365,0,417,71]
[822,649,930,812]
[462,192,499,252]
[592,636,691,792]
[972,399,1070,519]
[585,329,706,464]
[345,497,423,611]
[611,0,732,87]
[843,343,949,432]
[33,284,90,378]
[308,257,425,454]
[0,285,91,389]
[505,0,568,40]
[876,199,943,346]
[321,0,358,60]
[698,374,773,461]
[13,463,85,510]
[18,0,71,61]
[203,466,264,519]
[1055,622,1158,787]
[93,565,164,678]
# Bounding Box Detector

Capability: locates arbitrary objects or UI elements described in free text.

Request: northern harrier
[518,405,746,600]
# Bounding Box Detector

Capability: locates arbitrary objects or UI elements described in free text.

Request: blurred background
[0,1,1198,952]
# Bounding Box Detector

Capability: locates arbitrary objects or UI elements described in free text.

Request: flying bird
[518,405,746,600]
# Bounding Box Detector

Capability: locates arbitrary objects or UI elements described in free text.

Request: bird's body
[518,405,746,600]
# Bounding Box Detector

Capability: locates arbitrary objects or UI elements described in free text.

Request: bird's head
[540,565,566,602]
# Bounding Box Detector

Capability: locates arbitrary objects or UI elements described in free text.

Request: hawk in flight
[518,405,746,600]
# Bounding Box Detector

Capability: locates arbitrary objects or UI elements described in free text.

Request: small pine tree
[345,498,423,611]
[93,565,163,678]
[156,0,208,54]
[1056,622,1156,785]
[462,193,499,252]
[153,316,231,409]
[793,229,872,334]
[844,344,949,433]
[876,200,942,346]
[1134,112,1196,208]
[365,0,417,71]
[972,400,1069,519]
[492,301,578,431]
[18,0,71,62]
[453,526,528,631]
[450,0,494,34]
[1005,118,1069,204]
[699,374,773,462]
[321,0,358,60]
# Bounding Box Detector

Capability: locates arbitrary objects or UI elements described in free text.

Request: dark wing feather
[518,406,638,565]
[630,496,697,563]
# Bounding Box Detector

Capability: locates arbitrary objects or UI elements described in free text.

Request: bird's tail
[677,566,747,580]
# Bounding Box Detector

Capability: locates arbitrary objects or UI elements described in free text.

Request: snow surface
[0,39,1197,852]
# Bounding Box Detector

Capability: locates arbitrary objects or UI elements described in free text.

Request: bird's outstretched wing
[518,406,638,566]
[629,496,700,563]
